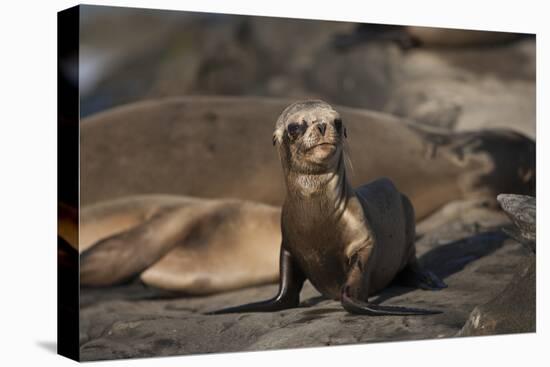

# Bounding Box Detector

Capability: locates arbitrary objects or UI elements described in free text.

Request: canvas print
[57,4,536,362]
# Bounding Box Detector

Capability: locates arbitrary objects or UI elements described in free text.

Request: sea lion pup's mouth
[306,142,337,152]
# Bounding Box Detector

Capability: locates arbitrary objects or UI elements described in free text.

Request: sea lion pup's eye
[287,122,305,138]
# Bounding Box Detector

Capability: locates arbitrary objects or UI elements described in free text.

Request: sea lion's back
[355,177,412,291]
[355,178,402,216]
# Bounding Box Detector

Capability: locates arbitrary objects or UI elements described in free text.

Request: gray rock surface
[458,256,535,337]
[79,201,534,361]
[458,194,536,337]
[497,194,536,252]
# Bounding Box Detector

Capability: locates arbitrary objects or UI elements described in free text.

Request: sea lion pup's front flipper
[206,247,306,314]
[341,252,442,316]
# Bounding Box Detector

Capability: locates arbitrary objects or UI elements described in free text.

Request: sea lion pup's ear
[334,117,347,139]
[272,134,277,146]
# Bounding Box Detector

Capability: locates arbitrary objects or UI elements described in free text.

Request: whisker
[343,139,354,178]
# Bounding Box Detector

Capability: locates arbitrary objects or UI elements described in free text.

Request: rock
[457,193,536,337]
[458,256,535,336]
[79,200,532,361]
[497,194,536,252]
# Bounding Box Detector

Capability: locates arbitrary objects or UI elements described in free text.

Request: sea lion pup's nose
[317,123,327,136]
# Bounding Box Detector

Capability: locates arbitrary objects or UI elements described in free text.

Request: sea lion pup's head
[273,100,347,174]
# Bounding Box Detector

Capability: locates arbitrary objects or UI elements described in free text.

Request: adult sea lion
[81,96,535,220]
[79,195,281,294]
[210,100,447,315]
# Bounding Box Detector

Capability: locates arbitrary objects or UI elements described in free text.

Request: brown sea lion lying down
[81,96,534,218]
[76,97,534,293]
[78,195,281,294]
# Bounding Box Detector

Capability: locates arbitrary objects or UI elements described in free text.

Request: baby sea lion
[210,100,447,316]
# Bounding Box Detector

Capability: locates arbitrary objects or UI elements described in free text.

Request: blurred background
[72,5,535,137]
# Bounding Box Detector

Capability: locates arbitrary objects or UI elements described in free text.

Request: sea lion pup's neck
[284,154,353,215]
